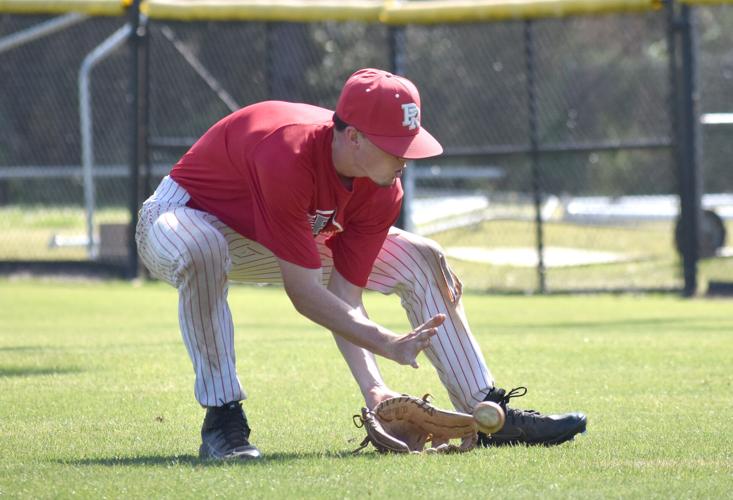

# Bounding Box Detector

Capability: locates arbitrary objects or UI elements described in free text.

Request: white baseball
[473,401,505,434]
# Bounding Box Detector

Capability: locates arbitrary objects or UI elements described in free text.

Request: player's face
[353,132,407,187]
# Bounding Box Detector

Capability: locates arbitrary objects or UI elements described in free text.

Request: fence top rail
[144,0,383,22]
[381,0,662,24]
[0,0,125,16]
[681,0,733,5]
[143,0,662,22]
[3,0,732,20]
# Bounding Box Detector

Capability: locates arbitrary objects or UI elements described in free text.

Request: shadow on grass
[0,366,82,377]
[0,345,48,352]
[59,450,381,467]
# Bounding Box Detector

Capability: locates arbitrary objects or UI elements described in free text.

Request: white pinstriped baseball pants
[136,176,494,412]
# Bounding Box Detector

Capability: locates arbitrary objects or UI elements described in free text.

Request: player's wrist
[364,385,400,409]
[380,331,407,363]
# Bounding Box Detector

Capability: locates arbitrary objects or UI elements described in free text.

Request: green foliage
[0,280,731,498]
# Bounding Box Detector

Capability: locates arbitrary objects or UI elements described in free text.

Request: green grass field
[1,279,731,498]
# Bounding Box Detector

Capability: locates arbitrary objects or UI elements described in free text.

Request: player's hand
[389,314,445,368]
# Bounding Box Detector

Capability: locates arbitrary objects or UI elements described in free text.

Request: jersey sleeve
[326,184,403,287]
[249,133,321,269]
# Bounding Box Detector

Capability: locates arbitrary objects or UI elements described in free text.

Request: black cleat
[199,401,262,460]
[478,386,587,447]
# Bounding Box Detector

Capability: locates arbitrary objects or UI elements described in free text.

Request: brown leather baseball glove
[352,395,481,454]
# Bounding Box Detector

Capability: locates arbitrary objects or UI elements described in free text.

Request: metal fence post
[390,25,409,230]
[127,0,144,279]
[141,17,152,202]
[668,0,702,297]
[525,20,547,294]
[80,23,133,261]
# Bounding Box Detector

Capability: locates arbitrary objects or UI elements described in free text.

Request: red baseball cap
[335,68,443,160]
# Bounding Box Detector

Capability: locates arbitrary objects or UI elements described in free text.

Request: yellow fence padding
[680,0,733,5]
[0,0,125,15]
[2,0,730,22]
[144,0,383,22]
[143,0,664,23]
[380,0,662,25]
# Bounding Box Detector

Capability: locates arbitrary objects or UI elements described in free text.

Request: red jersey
[170,101,403,287]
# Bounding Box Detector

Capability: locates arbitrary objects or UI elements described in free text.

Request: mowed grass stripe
[0,279,731,498]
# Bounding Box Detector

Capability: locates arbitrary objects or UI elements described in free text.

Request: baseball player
[136,68,586,460]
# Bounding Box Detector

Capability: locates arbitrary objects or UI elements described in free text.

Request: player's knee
[403,233,446,269]
[393,234,440,282]
[174,233,230,285]
[398,233,461,301]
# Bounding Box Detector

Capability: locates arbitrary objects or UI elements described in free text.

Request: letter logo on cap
[401,103,420,131]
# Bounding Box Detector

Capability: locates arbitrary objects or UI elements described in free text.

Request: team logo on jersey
[309,209,336,236]
[401,103,420,130]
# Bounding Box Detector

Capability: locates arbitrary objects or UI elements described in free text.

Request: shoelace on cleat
[497,386,528,407]
[492,387,545,425]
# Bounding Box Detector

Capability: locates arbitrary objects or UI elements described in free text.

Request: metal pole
[127,0,142,279]
[0,13,87,54]
[525,20,547,294]
[79,23,133,259]
[390,25,409,230]
[141,17,152,200]
[679,4,703,296]
[668,0,702,296]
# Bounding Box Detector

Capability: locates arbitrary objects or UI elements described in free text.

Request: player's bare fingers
[415,314,445,332]
[418,327,438,339]
[428,313,446,327]
[412,325,440,342]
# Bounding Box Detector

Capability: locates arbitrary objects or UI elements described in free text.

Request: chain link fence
[697,6,733,291]
[403,15,678,292]
[0,14,130,267]
[1,4,731,291]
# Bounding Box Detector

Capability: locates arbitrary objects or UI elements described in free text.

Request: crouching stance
[136,69,586,460]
